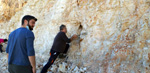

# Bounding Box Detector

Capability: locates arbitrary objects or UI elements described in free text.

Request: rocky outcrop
[0,0,150,73]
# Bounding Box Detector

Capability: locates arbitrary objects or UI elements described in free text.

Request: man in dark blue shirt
[6,15,37,73]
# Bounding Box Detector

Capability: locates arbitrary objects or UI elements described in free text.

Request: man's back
[51,32,71,53]
[6,27,35,66]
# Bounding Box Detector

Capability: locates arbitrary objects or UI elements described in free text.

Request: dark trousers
[41,50,60,73]
[63,44,70,53]
[41,44,70,73]
[8,64,32,73]
[0,44,2,52]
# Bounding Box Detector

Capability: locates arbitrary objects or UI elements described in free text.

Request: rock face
[0,0,150,73]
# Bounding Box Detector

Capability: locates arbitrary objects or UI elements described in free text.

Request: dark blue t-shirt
[6,27,35,66]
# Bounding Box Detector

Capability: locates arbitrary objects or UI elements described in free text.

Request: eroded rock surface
[0,0,150,73]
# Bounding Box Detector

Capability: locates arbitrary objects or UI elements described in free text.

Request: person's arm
[70,37,73,42]
[26,32,36,73]
[29,56,36,73]
[7,53,9,59]
[70,36,75,41]
[70,34,78,41]
[61,32,71,43]
[6,44,9,56]
[6,35,11,59]
[61,32,78,43]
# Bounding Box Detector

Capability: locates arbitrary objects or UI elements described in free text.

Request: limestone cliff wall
[0,0,150,73]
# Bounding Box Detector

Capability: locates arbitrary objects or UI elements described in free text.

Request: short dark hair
[60,24,66,31]
[4,39,8,42]
[21,15,37,25]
